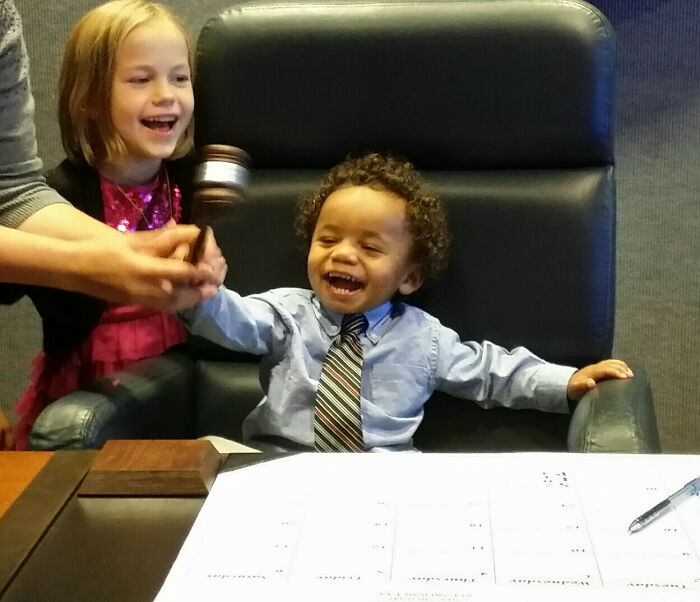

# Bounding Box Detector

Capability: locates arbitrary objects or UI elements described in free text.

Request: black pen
[628,476,700,533]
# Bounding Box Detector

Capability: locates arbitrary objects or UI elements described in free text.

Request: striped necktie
[314,313,368,452]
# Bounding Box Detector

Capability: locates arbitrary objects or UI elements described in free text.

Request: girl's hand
[567,360,634,401]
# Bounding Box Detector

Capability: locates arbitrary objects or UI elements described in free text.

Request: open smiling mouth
[325,272,362,294]
[141,117,176,132]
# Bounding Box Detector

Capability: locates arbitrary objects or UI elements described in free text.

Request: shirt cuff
[534,363,577,413]
[177,285,224,322]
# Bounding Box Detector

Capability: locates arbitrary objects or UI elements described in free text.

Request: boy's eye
[362,244,381,253]
[317,237,336,245]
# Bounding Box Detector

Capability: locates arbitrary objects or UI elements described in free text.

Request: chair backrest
[192,0,616,449]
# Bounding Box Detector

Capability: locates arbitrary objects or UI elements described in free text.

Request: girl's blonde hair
[58,0,194,166]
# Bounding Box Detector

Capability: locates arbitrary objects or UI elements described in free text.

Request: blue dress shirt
[180,288,575,452]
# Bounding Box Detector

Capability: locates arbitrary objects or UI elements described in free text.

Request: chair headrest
[195,0,615,169]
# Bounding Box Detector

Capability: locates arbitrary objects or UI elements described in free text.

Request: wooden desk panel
[0,450,283,600]
[0,452,52,518]
[0,451,95,596]
[2,496,205,602]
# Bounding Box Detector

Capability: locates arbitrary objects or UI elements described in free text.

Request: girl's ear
[398,265,424,296]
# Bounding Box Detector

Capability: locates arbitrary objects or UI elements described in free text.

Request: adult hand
[153,224,227,284]
[151,219,191,262]
[140,224,227,288]
[73,225,220,311]
[567,359,634,401]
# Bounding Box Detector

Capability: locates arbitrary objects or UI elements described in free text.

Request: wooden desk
[0,451,96,598]
[0,449,275,601]
[0,452,53,518]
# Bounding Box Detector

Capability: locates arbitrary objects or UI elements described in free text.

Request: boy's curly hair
[296,153,451,281]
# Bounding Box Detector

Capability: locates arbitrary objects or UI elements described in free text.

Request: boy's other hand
[567,360,634,401]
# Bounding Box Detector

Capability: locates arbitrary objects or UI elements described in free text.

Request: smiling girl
[12,0,196,449]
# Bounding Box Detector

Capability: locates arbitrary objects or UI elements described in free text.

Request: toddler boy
[180,153,633,452]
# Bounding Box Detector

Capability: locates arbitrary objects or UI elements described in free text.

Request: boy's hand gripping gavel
[188,144,250,263]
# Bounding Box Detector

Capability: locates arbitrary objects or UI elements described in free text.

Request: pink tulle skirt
[12,305,185,450]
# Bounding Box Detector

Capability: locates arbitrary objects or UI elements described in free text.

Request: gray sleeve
[0,0,68,228]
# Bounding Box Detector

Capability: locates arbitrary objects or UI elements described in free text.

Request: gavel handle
[188,224,208,264]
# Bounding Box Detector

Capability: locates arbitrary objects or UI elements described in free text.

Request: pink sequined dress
[12,167,186,450]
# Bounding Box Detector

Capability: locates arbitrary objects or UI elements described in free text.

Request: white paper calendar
[155,453,700,601]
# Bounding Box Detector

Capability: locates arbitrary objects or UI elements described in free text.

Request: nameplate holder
[78,439,221,497]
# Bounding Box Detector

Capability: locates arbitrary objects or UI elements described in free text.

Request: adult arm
[17,202,126,241]
[0,0,69,227]
[0,223,222,309]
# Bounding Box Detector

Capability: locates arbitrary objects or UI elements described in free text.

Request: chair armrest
[567,366,661,453]
[28,350,196,450]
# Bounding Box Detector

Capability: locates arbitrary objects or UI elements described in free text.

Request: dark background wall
[1,0,697,451]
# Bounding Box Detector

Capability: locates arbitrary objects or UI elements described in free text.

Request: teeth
[142,117,176,131]
[328,272,357,282]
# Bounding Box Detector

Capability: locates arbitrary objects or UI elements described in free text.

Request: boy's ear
[398,265,424,296]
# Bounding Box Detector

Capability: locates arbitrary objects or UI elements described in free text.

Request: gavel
[188,144,250,263]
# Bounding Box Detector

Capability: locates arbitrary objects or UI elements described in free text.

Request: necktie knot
[341,313,367,338]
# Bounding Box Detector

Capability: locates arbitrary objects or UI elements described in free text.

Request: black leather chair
[29,0,659,453]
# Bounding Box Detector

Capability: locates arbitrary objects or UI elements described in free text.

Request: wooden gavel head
[193,144,250,222]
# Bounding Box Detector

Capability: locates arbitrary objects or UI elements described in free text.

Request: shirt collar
[311,294,393,344]
[363,302,392,341]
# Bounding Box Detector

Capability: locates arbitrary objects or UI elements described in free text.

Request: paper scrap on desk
[154,452,700,602]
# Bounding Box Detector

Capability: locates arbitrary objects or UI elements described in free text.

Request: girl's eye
[174,74,191,83]
[130,77,149,84]
[362,245,381,253]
